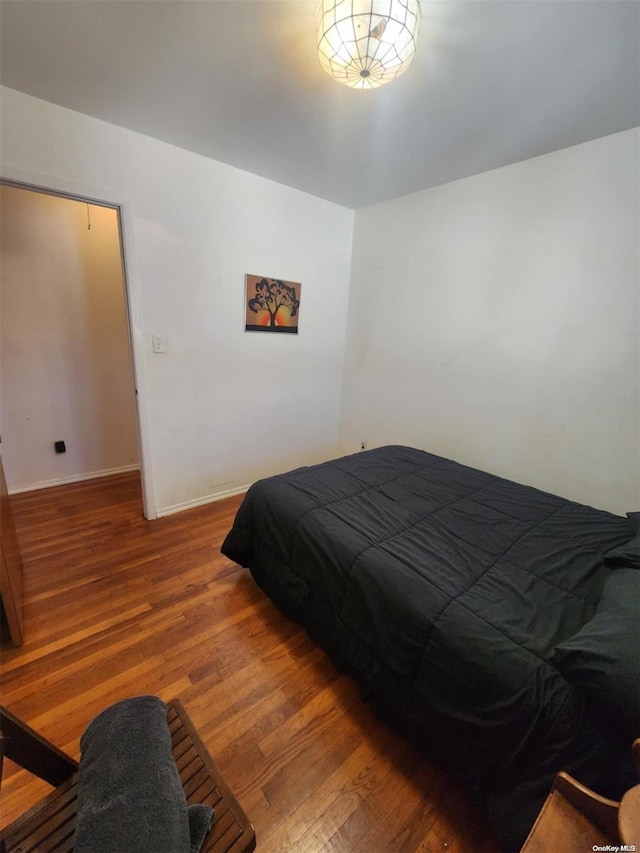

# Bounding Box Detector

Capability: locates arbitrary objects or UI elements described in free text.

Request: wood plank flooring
[1,472,498,852]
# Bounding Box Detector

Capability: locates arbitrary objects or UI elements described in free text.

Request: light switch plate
[152,334,167,353]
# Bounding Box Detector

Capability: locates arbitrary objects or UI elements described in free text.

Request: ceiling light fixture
[316,0,421,90]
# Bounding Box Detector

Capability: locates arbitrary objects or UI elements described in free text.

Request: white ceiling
[1,0,638,209]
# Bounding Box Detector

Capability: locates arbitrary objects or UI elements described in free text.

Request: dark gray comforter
[221,446,635,850]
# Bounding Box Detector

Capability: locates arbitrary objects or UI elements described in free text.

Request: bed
[221,445,639,850]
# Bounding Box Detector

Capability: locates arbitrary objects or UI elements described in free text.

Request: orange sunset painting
[245,275,301,334]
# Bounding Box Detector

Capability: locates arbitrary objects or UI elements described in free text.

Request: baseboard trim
[9,464,141,494]
[156,484,250,518]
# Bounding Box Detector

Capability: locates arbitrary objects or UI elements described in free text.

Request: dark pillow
[604,532,640,569]
[551,568,639,729]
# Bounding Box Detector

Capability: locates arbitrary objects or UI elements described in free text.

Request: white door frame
[0,168,157,519]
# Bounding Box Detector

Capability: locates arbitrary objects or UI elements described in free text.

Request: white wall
[1,187,139,491]
[0,86,354,516]
[2,87,635,518]
[341,129,640,515]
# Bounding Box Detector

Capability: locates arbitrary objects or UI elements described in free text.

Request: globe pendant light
[316,0,421,90]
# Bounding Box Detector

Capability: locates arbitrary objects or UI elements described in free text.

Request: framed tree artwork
[245,275,301,334]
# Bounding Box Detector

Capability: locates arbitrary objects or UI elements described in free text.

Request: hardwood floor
[1,472,498,852]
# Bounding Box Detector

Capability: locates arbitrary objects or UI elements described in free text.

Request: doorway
[0,181,148,517]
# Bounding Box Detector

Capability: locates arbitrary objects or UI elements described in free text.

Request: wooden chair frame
[520,739,640,852]
[0,699,256,853]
